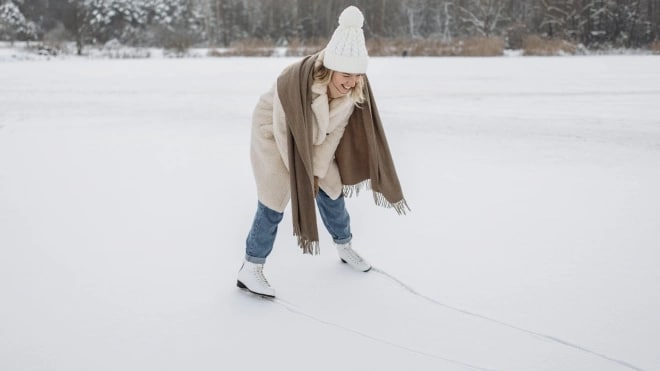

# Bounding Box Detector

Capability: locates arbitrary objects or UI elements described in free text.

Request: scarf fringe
[374,193,411,215]
[343,180,411,215]
[342,179,372,198]
[296,235,320,255]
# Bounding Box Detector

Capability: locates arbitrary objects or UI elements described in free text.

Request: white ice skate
[336,242,372,272]
[237,261,276,298]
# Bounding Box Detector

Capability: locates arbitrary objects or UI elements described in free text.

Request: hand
[314,176,319,196]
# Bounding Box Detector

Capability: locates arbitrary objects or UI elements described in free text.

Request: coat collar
[310,80,352,144]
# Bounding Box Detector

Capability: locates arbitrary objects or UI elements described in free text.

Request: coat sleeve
[271,86,290,171]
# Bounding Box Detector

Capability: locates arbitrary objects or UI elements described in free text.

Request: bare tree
[429,0,455,41]
[400,0,426,38]
[460,0,509,36]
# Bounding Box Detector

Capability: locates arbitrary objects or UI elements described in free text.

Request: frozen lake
[1,55,659,370]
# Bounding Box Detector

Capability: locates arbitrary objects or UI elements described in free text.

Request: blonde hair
[313,56,366,104]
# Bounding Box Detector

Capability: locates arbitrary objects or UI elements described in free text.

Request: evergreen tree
[0,0,36,43]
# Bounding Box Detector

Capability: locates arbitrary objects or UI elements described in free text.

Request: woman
[238,6,408,298]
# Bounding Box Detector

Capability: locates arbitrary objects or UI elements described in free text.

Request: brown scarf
[277,53,409,254]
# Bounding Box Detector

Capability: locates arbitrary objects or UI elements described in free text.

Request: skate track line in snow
[271,296,496,371]
[248,267,646,371]
[371,267,646,371]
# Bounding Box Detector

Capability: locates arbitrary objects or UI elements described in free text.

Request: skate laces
[340,244,363,264]
[253,265,271,287]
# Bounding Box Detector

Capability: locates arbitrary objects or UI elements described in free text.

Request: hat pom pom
[338,6,364,28]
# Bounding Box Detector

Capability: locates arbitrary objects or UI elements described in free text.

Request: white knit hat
[323,6,369,74]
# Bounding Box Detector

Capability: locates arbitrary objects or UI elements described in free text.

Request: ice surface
[1,56,659,370]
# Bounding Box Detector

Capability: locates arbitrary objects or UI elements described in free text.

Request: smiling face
[327,72,362,99]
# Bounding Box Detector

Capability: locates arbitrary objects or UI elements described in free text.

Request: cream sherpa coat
[250,58,355,213]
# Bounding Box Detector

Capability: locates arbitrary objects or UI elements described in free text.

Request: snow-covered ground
[1,56,659,371]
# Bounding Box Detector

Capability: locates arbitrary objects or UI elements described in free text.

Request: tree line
[1,0,659,54]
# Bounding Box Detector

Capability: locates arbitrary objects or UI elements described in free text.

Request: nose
[346,76,357,87]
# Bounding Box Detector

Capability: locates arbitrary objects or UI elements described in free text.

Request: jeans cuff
[245,254,267,265]
[333,235,352,245]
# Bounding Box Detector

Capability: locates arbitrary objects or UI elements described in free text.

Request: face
[328,72,361,98]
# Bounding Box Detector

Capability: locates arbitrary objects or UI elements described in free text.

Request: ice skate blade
[236,280,275,299]
[340,259,372,272]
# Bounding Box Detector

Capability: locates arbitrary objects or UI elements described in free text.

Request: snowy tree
[65,0,146,54]
[254,0,297,43]
[4,0,658,52]
[141,0,205,51]
[0,0,36,43]
[435,0,456,41]
[401,0,427,38]
[540,0,578,39]
[145,0,185,27]
[580,0,615,45]
[211,0,254,46]
[609,0,652,47]
[359,0,402,37]
[83,0,145,43]
[459,0,509,37]
[540,0,654,47]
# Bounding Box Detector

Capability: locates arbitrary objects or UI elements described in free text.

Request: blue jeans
[245,189,352,264]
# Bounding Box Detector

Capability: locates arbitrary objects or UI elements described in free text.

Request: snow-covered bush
[94,38,150,58]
